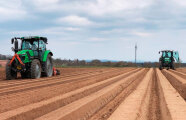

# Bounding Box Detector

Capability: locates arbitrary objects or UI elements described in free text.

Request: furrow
[0,69,126,96]
[0,68,143,120]
[34,69,146,120]
[156,69,186,120]
[0,68,138,113]
[108,68,153,120]
[162,69,186,100]
[0,69,116,88]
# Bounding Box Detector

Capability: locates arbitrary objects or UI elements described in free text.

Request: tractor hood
[164,57,171,63]
[17,50,33,55]
[16,50,34,63]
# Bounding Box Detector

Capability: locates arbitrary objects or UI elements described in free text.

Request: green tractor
[159,50,180,70]
[6,36,59,80]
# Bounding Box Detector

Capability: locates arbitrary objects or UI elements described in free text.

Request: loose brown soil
[0,68,186,120]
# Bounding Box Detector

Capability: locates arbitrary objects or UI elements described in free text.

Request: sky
[0,0,186,62]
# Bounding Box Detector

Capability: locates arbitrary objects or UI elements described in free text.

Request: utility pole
[135,44,137,64]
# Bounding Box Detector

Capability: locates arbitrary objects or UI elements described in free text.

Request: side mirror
[14,39,19,53]
[11,47,15,51]
[11,38,14,44]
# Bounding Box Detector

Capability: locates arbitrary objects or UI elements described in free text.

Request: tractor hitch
[9,54,25,66]
[53,67,60,76]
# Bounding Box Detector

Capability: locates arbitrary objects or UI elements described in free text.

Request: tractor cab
[21,36,47,51]
[161,51,172,63]
[159,50,179,70]
[11,36,49,63]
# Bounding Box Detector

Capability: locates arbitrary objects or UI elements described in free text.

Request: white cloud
[100,29,125,34]
[31,0,59,11]
[172,0,186,7]
[9,26,81,36]
[100,28,152,37]
[132,31,152,37]
[88,37,108,42]
[33,0,59,5]
[30,0,154,16]
[57,15,93,26]
[78,0,154,16]
[64,27,81,31]
[0,0,27,21]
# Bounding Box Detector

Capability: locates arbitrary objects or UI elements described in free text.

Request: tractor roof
[160,50,174,52]
[20,36,47,43]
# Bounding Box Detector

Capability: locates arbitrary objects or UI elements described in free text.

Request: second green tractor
[159,50,180,70]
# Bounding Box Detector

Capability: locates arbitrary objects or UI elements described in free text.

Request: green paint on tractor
[5,36,60,80]
[159,50,180,70]
[17,50,34,63]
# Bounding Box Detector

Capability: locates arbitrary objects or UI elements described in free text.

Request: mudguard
[42,50,53,62]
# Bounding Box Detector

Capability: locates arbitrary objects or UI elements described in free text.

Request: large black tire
[171,64,175,70]
[6,60,17,80]
[43,54,53,77]
[31,59,41,79]
[159,64,162,70]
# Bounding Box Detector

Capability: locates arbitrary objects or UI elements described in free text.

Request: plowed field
[0,67,186,120]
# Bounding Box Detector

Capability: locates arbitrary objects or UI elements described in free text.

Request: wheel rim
[47,58,53,76]
[35,63,41,78]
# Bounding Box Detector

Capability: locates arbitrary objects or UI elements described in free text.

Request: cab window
[39,40,46,50]
[162,52,171,57]
[22,41,31,50]
[32,41,38,50]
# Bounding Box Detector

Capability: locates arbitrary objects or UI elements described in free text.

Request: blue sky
[0,0,186,62]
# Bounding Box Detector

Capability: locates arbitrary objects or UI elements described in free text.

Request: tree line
[0,54,183,68]
[0,54,12,60]
[53,58,162,68]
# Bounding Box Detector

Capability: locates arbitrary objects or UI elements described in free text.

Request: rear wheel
[171,64,175,70]
[31,59,41,79]
[159,64,162,70]
[6,60,17,80]
[43,54,53,77]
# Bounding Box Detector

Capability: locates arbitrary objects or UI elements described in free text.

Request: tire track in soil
[147,69,161,120]
[0,69,144,120]
[107,69,153,120]
[34,69,147,120]
[1,68,186,120]
[0,68,116,87]
[0,68,138,113]
[156,69,186,120]
[0,69,126,96]
[162,69,186,100]
[89,69,149,120]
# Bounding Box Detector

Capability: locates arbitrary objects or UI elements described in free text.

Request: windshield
[162,52,171,57]
[22,40,38,50]
[21,40,46,50]
[22,41,32,50]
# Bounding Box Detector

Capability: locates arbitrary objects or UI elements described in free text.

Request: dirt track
[0,68,186,120]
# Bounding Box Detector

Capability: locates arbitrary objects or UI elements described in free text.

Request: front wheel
[159,64,162,70]
[171,64,175,70]
[6,60,17,80]
[31,59,41,79]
